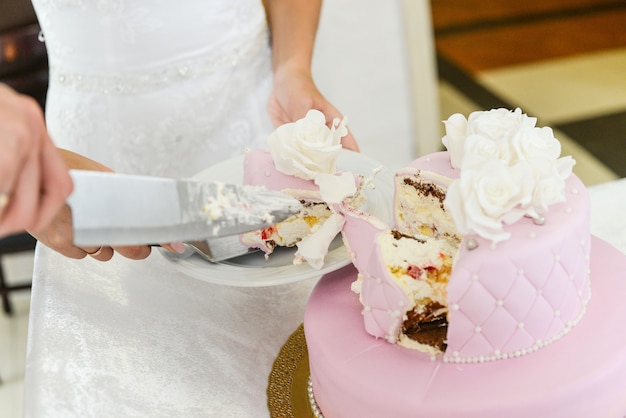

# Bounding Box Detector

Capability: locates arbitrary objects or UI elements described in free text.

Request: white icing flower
[268,109,347,180]
[467,107,535,142]
[443,108,536,169]
[527,156,575,214]
[441,108,576,243]
[442,113,468,169]
[445,159,533,244]
[460,134,504,169]
[509,125,561,163]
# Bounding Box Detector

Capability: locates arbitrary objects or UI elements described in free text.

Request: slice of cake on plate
[242,109,362,269]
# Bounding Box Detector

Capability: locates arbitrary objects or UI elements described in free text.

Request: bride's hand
[28,150,153,261]
[30,203,153,261]
[267,66,360,152]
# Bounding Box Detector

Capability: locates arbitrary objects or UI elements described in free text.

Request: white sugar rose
[442,107,576,243]
[527,156,575,214]
[466,108,536,144]
[509,125,561,163]
[461,134,507,169]
[268,109,347,180]
[442,113,469,169]
[445,159,534,244]
[443,108,537,169]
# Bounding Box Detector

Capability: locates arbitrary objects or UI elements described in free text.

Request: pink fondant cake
[305,237,626,417]
[342,151,591,362]
[252,108,625,416]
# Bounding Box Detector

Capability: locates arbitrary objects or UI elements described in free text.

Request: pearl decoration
[308,377,325,417]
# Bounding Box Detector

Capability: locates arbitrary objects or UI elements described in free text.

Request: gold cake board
[267,324,316,417]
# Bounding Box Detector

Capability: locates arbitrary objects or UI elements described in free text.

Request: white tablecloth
[23,178,626,417]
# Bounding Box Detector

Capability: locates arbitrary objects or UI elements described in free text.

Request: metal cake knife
[67,170,302,247]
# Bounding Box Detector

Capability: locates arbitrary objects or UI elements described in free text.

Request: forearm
[266,0,322,76]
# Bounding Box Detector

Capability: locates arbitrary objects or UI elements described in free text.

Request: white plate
[159,150,394,287]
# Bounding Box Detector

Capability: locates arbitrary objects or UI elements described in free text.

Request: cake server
[67,170,302,247]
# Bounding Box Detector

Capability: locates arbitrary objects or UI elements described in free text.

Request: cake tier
[305,237,626,418]
[362,151,591,361]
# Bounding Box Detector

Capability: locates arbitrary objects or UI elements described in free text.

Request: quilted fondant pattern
[339,205,409,342]
[445,180,591,362]
[342,151,591,363]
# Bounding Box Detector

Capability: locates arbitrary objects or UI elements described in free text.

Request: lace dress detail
[32,0,274,177]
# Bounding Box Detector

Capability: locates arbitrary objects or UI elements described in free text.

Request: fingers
[57,245,148,262]
[0,152,40,236]
[0,88,72,236]
[30,134,73,232]
[0,91,39,236]
[83,246,114,262]
[111,245,152,260]
[0,85,28,195]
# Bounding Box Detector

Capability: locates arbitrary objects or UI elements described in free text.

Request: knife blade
[67,170,302,246]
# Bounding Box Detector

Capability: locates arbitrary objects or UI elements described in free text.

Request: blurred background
[1,1,624,416]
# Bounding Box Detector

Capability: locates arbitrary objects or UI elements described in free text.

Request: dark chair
[0,0,48,317]
[0,233,37,315]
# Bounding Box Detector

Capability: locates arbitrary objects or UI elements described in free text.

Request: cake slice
[238,109,357,267]
[241,149,333,256]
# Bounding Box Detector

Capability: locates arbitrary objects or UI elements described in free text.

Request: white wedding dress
[33,0,274,177]
[24,1,317,416]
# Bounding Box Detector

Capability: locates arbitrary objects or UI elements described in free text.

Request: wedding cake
[302,108,626,417]
[242,109,361,269]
